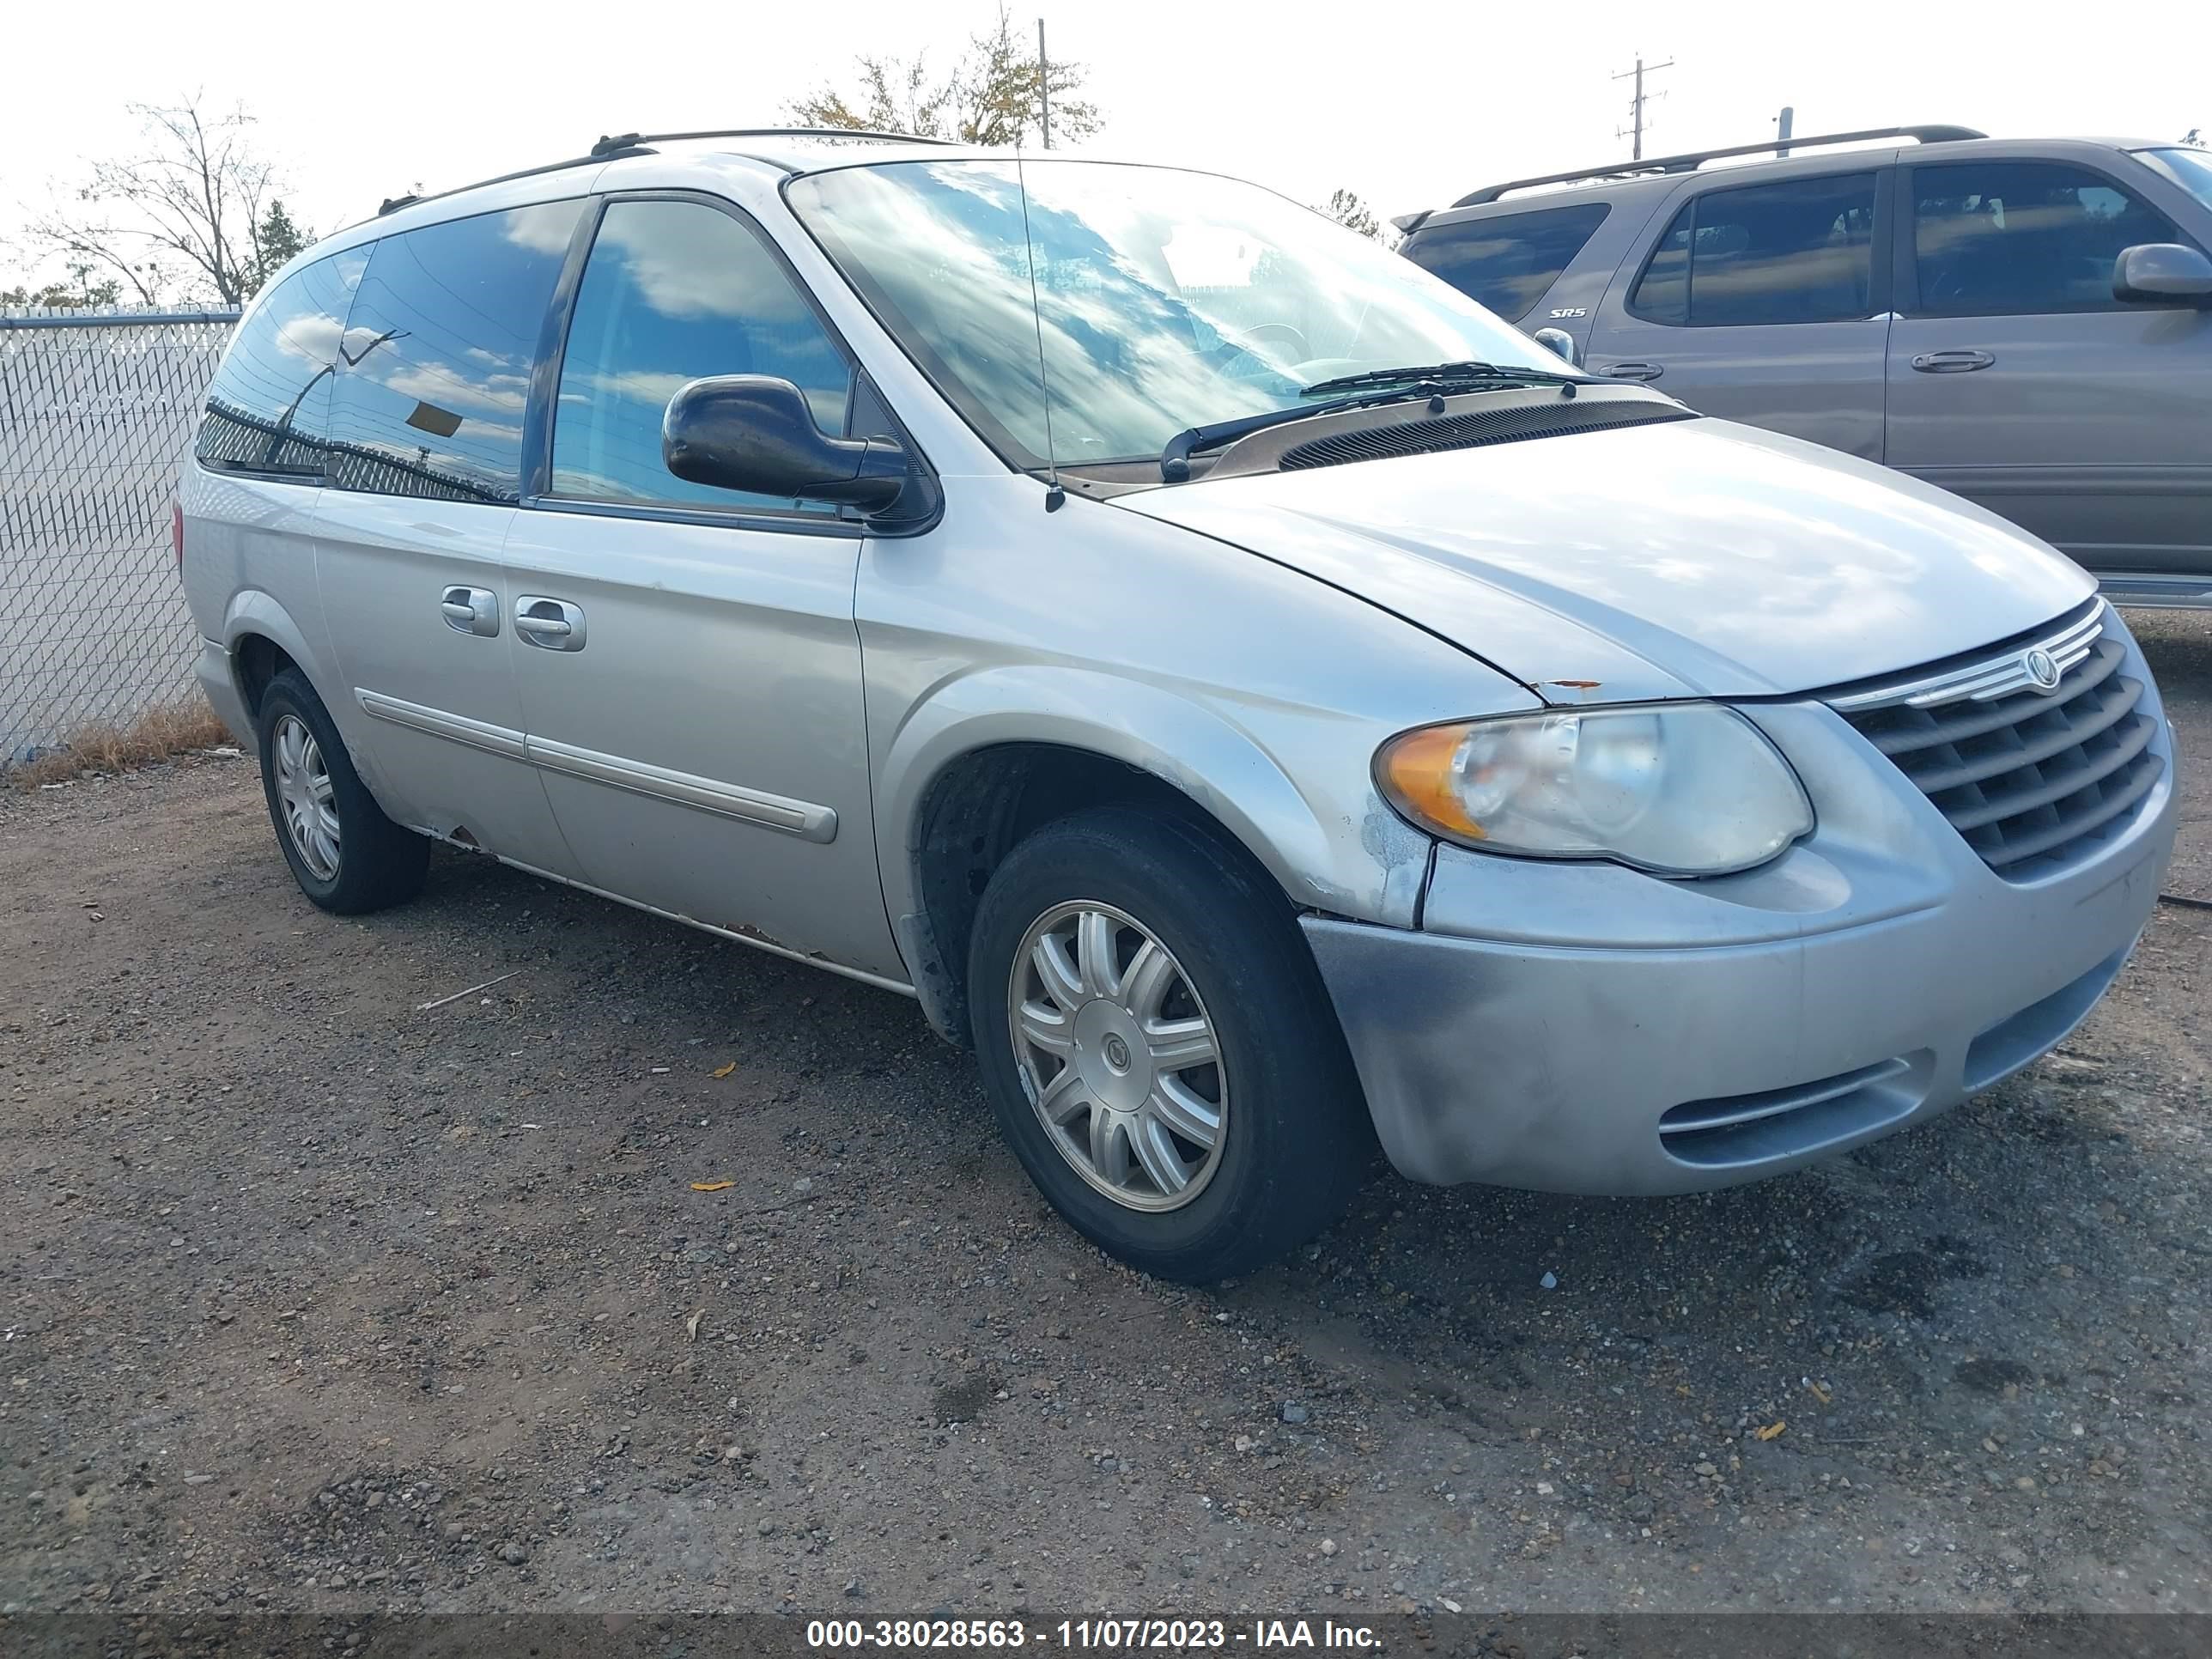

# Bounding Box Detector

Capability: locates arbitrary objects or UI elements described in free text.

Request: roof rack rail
[374,127,960,227]
[588,126,962,158]
[1447,124,1987,208]
[374,143,654,217]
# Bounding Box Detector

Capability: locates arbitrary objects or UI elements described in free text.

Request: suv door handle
[1597,360,1664,382]
[440,586,499,637]
[515,596,586,651]
[1910,349,1995,374]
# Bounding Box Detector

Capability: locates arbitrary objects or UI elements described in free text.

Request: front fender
[874,662,1438,970]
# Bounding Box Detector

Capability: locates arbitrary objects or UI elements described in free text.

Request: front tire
[969,807,1373,1281]
[256,668,428,915]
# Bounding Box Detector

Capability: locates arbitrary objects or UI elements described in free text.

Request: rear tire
[969,806,1373,1281]
[256,668,428,915]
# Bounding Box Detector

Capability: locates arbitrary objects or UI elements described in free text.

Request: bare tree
[26,96,310,307]
[1318,188,1395,246]
[787,8,1102,148]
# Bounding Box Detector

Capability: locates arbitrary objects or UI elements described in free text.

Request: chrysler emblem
[2023,647,2063,693]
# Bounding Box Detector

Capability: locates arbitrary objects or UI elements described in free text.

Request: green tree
[0,260,123,309]
[27,95,302,306]
[1318,188,1395,246]
[247,198,312,295]
[787,7,1102,148]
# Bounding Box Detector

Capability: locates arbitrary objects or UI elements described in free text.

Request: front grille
[1829,602,2161,878]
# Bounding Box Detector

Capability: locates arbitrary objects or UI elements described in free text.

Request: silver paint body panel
[178,139,2178,1199]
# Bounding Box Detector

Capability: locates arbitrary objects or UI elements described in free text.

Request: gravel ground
[1,612,2206,1620]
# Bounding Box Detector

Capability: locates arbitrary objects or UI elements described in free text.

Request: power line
[1613,54,1674,161]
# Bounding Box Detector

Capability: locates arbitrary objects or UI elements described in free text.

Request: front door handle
[1597,360,1665,382]
[515,596,586,651]
[440,585,499,637]
[1910,349,1995,374]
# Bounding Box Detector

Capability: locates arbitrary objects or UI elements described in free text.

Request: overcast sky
[2,0,2206,291]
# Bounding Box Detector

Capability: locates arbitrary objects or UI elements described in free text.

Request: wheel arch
[878,667,1419,1045]
[221,591,323,717]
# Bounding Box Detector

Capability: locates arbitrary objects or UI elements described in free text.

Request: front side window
[194,249,367,478]
[1403,203,1611,321]
[787,159,1573,470]
[1630,173,1877,326]
[551,199,852,513]
[324,200,585,503]
[1912,161,2186,316]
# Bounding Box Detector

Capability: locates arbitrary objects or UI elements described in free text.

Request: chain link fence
[1,305,240,766]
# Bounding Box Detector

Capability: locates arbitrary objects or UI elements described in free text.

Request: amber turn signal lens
[1377,724,1486,840]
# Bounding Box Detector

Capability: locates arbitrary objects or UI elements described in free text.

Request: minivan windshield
[787,159,1577,471]
[2136,147,2212,212]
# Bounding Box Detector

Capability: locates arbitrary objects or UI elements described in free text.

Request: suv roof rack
[1445,124,1988,209]
[586,126,961,158]
[375,127,958,221]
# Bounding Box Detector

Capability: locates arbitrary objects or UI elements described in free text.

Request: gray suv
[1400,126,2212,606]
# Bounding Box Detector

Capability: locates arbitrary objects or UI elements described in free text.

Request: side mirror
[662,375,911,514]
[1530,326,1579,366]
[2113,243,2212,306]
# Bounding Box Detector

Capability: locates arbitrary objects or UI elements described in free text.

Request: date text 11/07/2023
[805,1619,1382,1650]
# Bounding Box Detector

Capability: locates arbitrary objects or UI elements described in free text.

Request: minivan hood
[1115,417,2095,703]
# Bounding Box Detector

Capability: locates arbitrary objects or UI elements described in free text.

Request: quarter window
[1631,173,1878,326]
[1911,161,2187,316]
[194,250,367,478]
[1403,203,1611,321]
[551,199,853,514]
[324,200,585,503]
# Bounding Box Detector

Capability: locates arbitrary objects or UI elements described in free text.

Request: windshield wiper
[1298,359,1585,397]
[1158,362,1589,482]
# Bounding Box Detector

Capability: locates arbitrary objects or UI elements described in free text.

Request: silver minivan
[180,131,2179,1280]
[1400,126,2212,607]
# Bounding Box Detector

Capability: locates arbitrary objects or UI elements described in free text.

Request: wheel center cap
[1072,1000,1150,1113]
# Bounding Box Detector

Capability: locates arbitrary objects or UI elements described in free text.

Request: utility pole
[1038,20,1052,150]
[1612,53,1674,161]
[1775,105,1795,157]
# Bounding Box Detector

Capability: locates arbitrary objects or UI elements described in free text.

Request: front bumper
[1308,665,2179,1196]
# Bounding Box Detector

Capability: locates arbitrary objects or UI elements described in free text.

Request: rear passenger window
[1911,161,2186,316]
[194,250,367,479]
[550,199,853,514]
[1403,204,1610,322]
[1631,174,1877,326]
[324,201,585,503]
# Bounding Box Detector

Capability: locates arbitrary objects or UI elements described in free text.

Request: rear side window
[324,200,585,503]
[194,250,367,479]
[550,199,852,514]
[1631,173,1877,326]
[1403,203,1610,321]
[1911,161,2187,316]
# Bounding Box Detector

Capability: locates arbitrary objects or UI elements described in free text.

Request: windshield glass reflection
[787,160,1565,467]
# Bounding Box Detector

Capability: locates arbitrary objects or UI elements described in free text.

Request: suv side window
[1631,173,1878,326]
[1911,161,2188,316]
[1403,203,1611,321]
[550,199,853,514]
[324,200,586,504]
[193,249,368,479]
